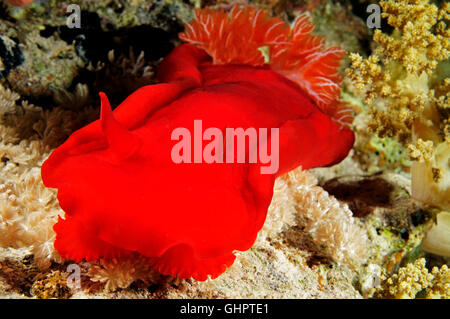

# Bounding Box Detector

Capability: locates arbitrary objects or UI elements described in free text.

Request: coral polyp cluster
[0,84,96,269]
[283,168,369,265]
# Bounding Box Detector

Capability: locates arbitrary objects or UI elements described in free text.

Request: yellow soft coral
[375,258,449,299]
[347,0,449,208]
[346,0,450,256]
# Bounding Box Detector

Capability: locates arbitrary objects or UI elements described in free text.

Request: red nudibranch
[41,6,355,281]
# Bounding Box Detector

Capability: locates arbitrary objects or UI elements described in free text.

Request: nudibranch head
[42,5,355,281]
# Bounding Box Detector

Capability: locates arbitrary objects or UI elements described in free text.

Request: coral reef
[346,0,450,257]
[0,0,448,299]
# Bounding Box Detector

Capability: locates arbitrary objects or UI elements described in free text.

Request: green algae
[369,136,411,169]
[5,30,83,98]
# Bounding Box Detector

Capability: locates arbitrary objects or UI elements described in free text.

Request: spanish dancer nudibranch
[41,6,355,281]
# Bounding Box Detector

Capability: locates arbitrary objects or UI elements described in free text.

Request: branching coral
[375,258,449,299]
[346,0,450,256]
